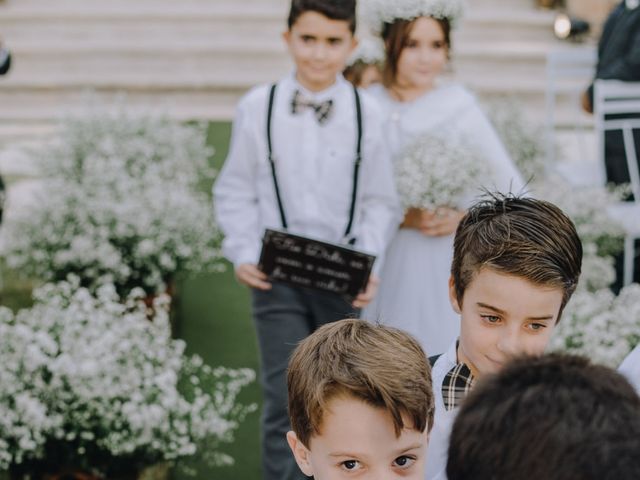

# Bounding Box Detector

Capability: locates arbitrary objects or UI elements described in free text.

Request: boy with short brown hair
[287,319,434,479]
[426,193,583,480]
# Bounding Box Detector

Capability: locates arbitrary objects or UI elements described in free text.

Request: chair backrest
[545,47,597,166]
[594,80,640,201]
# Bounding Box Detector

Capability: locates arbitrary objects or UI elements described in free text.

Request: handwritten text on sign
[258,229,375,298]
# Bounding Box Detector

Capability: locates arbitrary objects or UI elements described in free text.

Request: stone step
[0,81,593,128]
[5,41,559,80]
[0,0,589,168]
[1,11,555,42]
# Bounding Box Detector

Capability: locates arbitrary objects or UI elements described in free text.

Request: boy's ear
[283,30,292,49]
[349,36,359,56]
[286,431,314,477]
[448,276,461,314]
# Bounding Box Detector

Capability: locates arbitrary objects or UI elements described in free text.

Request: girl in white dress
[362,0,525,357]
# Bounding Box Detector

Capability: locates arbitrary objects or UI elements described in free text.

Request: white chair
[545,47,597,173]
[594,80,640,286]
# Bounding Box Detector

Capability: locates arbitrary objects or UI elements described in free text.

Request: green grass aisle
[176,270,262,479]
[175,121,263,479]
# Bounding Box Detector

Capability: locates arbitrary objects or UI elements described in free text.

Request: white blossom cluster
[360,0,466,33]
[533,179,626,258]
[0,108,222,295]
[0,308,62,469]
[346,35,385,66]
[394,133,487,210]
[552,284,640,368]
[486,98,547,183]
[531,178,639,365]
[0,278,255,474]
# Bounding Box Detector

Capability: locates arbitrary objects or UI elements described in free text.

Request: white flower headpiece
[347,35,385,66]
[361,0,466,33]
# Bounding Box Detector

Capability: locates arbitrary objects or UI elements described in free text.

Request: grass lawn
[175,121,263,478]
[1,121,264,479]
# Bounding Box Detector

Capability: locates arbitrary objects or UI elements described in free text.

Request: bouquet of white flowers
[0,277,255,478]
[394,133,487,211]
[0,107,222,296]
[486,97,547,182]
[551,284,640,368]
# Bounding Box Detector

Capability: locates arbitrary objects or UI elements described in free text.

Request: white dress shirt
[214,73,400,273]
[425,340,460,480]
[619,345,640,393]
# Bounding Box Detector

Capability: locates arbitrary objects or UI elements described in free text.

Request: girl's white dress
[364,83,525,357]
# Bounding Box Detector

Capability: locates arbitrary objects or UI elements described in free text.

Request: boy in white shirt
[425,195,583,480]
[213,1,399,478]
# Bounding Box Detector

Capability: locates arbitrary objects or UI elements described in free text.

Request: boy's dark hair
[287,319,434,447]
[451,193,582,320]
[287,0,357,33]
[447,353,640,480]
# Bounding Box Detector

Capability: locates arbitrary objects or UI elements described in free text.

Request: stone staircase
[0,0,597,172]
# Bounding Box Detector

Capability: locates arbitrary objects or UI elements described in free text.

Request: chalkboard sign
[258,229,376,298]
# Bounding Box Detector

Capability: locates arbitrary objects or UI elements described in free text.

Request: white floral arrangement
[532,179,626,258]
[485,97,547,183]
[579,243,617,292]
[551,284,640,368]
[346,35,385,66]
[394,132,488,210]
[0,277,255,477]
[0,106,222,296]
[360,0,466,33]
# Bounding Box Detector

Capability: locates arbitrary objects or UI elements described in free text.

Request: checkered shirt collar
[442,362,475,411]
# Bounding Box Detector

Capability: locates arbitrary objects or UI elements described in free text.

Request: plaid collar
[442,362,475,411]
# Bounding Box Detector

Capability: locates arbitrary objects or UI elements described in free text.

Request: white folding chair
[594,80,640,286]
[545,47,597,171]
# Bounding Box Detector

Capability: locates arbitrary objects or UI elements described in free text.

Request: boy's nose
[496,328,521,356]
[311,44,328,60]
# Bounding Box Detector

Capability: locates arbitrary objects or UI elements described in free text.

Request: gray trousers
[252,283,358,480]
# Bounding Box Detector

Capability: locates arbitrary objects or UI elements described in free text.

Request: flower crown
[346,35,386,66]
[360,0,466,33]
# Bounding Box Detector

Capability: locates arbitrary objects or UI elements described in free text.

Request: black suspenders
[265,83,363,241]
[266,85,289,229]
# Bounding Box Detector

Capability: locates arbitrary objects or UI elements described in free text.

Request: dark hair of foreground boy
[447,353,640,480]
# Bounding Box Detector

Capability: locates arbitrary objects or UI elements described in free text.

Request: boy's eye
[328,38,343,45]
[405,40,419,48]
[481,315,501,324]
[341,459,361,471]
[301,35,315,43]
[527,322,547,331]
[432,41,445,49]
[393,455,416,469]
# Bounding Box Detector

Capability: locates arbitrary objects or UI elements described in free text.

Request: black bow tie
[291,90,334,124]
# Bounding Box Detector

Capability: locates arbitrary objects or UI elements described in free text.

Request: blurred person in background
[582,0,640,288]
[0,37,10,75]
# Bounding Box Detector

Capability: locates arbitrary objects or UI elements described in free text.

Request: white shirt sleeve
[619,345,640,394]
[213,90,265,268]
[355,94,402,276]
